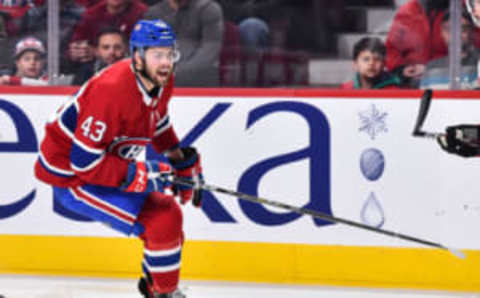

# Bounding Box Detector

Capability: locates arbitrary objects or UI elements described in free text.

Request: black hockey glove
[437,124,480,157]
[168,147,204,207]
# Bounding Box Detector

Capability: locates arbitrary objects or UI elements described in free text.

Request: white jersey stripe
[70,187,136,224]
[39,151,75,176]
[144,245,182,257]
[142,260,180,273]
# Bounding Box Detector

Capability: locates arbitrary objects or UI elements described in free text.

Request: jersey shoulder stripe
[58,101,78,138]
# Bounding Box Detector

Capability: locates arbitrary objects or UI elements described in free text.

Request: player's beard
[144,64,173,87]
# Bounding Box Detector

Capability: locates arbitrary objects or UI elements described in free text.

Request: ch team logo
[108,137,150,160]
[2,98,333,228]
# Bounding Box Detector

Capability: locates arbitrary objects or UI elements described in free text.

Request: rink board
[0,87,480,291]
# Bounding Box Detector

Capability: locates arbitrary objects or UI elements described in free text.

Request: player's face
[15,51,45,79]
[96,33,126,65]
[354,50,384,80]
[143,47,176,86]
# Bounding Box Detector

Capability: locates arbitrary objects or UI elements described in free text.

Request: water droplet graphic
[360,148,385,181]
[361,192,385,228]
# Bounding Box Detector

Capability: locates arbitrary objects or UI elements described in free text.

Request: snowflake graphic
[358,104,388,140]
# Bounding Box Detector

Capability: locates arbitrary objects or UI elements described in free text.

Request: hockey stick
[165,175,465,259]
[412,89,442,139]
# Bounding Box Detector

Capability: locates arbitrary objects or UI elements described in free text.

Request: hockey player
[34,19,202,298]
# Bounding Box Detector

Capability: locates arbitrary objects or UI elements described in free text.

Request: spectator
[71,26,128,85]
[218,1,314,87]
[420,11,479,90]
[219,0,343,54]
[0,36,47,86]
[385,0,449,88]
[235,6,309,87]
[20,0,85,73]
[238,17,269,54]
[465,0,480,48]
[239,17,269,86]
[341,37,401,89]
[217,0,274,58]
[0,0,35,37]
[143,0,224,87]
[216,0,275,25]
[68,0,147,65]
[0,0,39,67]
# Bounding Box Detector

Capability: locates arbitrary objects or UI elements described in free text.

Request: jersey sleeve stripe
[70,141,105,172]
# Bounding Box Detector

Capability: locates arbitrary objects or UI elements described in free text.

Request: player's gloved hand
[121,161,172,193]
[437,124,480,157]
[168,147,204,207]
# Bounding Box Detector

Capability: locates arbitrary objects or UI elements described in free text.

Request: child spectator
[341,37,401,89]
[20,0,85,74]
[0,36,47,85]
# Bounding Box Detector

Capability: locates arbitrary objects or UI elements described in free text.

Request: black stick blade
[413,89,433,136]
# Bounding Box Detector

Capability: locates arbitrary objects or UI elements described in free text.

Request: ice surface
[0,275,477,298]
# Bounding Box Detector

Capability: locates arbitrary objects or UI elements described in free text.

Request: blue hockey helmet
[130,19,177,56]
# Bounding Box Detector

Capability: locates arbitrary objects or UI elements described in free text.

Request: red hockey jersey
[35,59,179,188]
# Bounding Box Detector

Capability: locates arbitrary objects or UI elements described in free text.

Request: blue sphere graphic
[360,148,385,181]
